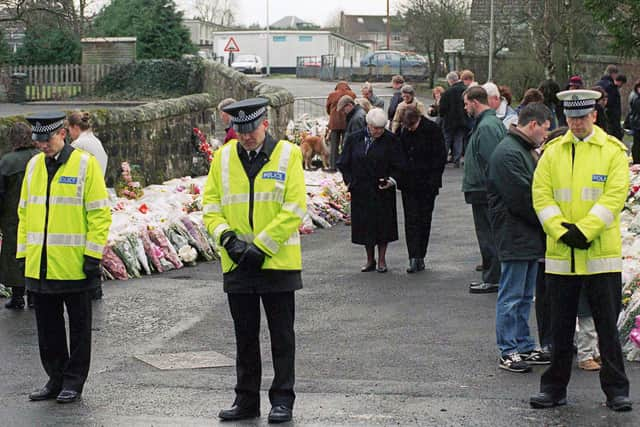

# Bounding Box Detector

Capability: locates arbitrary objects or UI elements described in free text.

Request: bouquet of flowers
[116,162,144,200]
[193,127,214,164]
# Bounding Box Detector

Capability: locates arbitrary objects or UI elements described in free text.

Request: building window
[299,35,312,42]
[273,36,286,42]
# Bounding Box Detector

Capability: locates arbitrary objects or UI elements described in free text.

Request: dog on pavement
[300,129,330,170]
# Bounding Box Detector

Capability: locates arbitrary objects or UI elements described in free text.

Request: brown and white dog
[300,129,330,170]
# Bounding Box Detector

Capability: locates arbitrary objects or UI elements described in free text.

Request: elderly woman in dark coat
[0,122,39,309]
[396,106,447,273]
[337,108,406,273]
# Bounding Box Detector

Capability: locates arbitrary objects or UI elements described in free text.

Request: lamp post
[266,0,271,76]
[488,0,494,81]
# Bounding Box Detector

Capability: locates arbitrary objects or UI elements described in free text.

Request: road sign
[444,39,465,53]
[223,37,240,53]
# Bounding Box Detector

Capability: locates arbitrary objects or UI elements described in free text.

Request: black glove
[239,244,265,271]
[17,258,25,277]
[83,256,102,279]
[560,222,591,250]
[221,231,247,264]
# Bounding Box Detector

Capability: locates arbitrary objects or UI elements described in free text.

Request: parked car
[231,54,264,74]
[360,51,427,69]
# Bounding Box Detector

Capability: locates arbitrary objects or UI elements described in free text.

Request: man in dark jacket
[440,71,468,167]
[488,104,552,373]
[462,86,506,293]
[397,106,447,273]
[0,122,39,309]
[596,65,623,140]
[387,75,404,123]
[337,95,367,139]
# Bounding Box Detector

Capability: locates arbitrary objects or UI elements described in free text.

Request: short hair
[521,88,544,106]
[336,94,355,111]
[9,122,33,150]
[460,69,475,81]
[605,64,619,75]
[361,82,373,94]
[482,82,500,98]
[499,85,513,105]
[446,71,460,82]
[401,84,415,95]
[538,79,561,108]
[432,86,445,97]
[401,105,421,127]
[67,111,92,131]
[391,75,405,84]
[217,97,236,110]
[354,97,372,112]
[518,103,553,127]
[366,108,387,127]
[615,74,627,84]
[463,86,488,105]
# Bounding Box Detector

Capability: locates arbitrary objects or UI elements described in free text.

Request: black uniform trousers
[228,291,295,409]
[401,190,437,259]
[541,273,629,400]
[34,291,92,393]
[470,201,501,284]
[534,262,552,349]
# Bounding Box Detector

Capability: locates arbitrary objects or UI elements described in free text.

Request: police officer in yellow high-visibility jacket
[530,91,632,412]
[203,98,306,424]
[17,112,111,404]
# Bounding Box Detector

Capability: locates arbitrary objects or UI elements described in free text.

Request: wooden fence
[2,64,119,101]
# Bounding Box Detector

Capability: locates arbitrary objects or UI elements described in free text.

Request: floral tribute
[193,127,214,164]
[116,162,144,200]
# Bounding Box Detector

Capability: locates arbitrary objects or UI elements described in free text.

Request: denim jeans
[443,128,465,163]
[496,260,538,356]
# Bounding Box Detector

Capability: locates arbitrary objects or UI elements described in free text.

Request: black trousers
[540,273,629,400]
[401,190,437,259]
[534,263,552,349]
[632,131,640,164]
[228,292,295,409]
[329,129,344,170]
[34,291,92,393]
[470,202,501,284]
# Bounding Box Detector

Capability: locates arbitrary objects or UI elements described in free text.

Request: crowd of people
[324,64,636,413]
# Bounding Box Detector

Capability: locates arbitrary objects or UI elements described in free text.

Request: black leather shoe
[606,396,632,412]
[529,392,567,409]
[407,258,419,273]
[27,292,35,309]
[218,405,260,421]
[29,386,60,401]
[268,405,292,423]
[417,259,425,271]
[469,282,499,294]
[5,296,25,310]
[56,390,81,403]
[361,261,376,272]
[91,286,103,301]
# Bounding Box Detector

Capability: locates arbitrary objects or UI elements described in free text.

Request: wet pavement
[1,167,639,426]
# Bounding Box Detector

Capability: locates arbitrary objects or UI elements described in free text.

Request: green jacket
[462,109,507,194]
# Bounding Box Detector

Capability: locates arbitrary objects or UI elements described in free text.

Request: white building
[209,30,369,73]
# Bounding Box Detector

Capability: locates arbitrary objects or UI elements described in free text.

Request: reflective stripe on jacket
[16,150,112,280]
[202,139,306,273]
[532,126,628,275]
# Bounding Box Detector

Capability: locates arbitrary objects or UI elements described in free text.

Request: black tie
[249,150,257,162]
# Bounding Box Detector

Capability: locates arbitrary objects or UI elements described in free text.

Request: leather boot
[417,258,425,271]
[5,295,24,310]
[406,258,419,273]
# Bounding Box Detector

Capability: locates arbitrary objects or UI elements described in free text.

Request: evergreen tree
[585,0,640,56]
[92,0,196,60]
[0,29,11,64]
[12,25,81,65]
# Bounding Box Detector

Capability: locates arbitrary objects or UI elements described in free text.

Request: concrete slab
[135,351,234,370]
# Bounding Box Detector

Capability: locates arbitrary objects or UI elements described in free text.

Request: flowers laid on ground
[116,162,144,200]
[193,127,215,164]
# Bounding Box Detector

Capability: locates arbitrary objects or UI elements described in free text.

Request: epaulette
[540,135,564,152]
[606,134,628,151]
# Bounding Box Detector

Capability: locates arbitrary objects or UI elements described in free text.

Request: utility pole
[386,0,390,50]
[488,0,495,81]
[266,0,271,76]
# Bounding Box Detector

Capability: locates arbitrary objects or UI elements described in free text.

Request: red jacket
[326,82,356,131]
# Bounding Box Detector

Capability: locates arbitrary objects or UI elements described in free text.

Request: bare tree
[0,0,97,37]
[194,0,235,27]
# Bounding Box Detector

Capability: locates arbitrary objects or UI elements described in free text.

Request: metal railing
[293,95,393,120]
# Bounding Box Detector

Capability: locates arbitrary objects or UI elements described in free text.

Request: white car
[231,54,263,74]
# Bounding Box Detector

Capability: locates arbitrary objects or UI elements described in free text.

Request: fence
[293,95,393,120]
[2,64,119,101]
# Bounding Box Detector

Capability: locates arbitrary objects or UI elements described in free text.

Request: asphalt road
[1,167,639,426]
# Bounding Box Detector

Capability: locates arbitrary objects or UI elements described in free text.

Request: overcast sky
[176,0,401,27]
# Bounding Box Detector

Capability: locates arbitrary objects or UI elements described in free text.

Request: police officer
[530,90,632,411]
[17,112,112,403]
[203,98,306,423]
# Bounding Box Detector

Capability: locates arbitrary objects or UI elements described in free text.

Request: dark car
[360,51,427,68]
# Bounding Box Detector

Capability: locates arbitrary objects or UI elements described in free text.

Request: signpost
[224,37,240,66]
[444,39,464,73]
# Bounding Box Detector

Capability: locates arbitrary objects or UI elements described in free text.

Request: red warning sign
[223,37,240,52]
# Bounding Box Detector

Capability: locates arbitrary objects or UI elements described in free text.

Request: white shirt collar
[573,129,595,143]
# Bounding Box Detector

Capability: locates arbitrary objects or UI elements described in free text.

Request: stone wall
[0,62,295,185]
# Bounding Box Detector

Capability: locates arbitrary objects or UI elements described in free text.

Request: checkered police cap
[222,98,269,133]
[557,89,601,118]
[26,112,66,141]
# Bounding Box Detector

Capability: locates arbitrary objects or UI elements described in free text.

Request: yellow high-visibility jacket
[202,139,306,273]
[532,126,628,275]
[16,149,111,280]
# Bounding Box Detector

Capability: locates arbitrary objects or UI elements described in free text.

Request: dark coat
[595,103,609,133]
[0,147,39,287]
[388,91,402,121]
[597,75,622,130]
[396,117,447,193]
[345,104,367,139]
[337,128,406,246]
[439,81,468,131]
[487,130,545,261]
